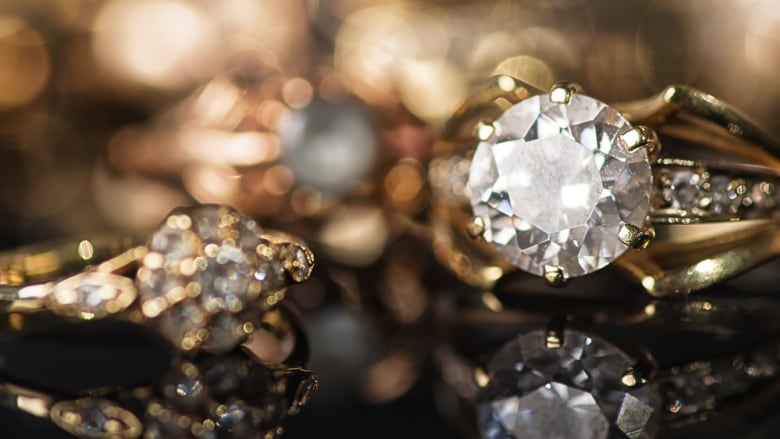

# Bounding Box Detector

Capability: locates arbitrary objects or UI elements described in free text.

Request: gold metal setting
[549,81,582,104]
[620,125,661,161]
[1,337,316,439]
[618,223,655,250]
[620,368,648,388]
[542,265,567,287]
[467,216,486,239]
[474,120,497,142]
[429,75,780,297]
[0,205,315,354]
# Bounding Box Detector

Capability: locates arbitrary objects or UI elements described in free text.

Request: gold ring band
[428,75,780,296]
[0,204,314,354]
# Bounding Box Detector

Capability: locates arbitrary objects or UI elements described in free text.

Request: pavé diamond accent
[467,94,652,278]
[649,159,780,223]
[477,329,655,439]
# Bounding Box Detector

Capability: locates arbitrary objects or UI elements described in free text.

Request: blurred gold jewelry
[429,75,780,297]
[103,65,434,272]
[0,204,313,354]
[0,317,316,439]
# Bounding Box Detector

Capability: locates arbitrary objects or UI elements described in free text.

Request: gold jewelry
[429,75,780,296]
[0,307,316,439]
[0,204,313,354]
[438,293,780,438]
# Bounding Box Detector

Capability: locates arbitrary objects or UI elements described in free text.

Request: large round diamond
[477,329,656,439]
[467,94,652,278]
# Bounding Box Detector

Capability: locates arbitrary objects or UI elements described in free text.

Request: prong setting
[542,265,567,287]
[475,120,497,141]
[621,351,657,389]
[467,216,486,239]
[474,366,491,387]
[621,368,648,388]
[618,223,655,249]
[620,125,661,161]
[545,315,566,349]
[549,82,582,104]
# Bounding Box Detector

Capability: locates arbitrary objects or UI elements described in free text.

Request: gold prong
[620,125,661,160]
[467,216,486,239]
[620,368,648,388]
[618,223,654,249]
[621,350,656,388]
[549,81,581,104]
[545,315,566,349]
[474,366,491,387]
[542,265,566,287]
[474,120,497,141]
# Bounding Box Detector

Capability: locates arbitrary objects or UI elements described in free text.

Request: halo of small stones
[134,205,313,353]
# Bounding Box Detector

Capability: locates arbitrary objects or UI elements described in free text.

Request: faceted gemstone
[467,94,652,278]
[709,175,741,216]
[477,329,655,439]
[661,170,702,211]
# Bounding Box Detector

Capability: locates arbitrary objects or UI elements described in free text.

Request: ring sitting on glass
[428,75,780,296]
[0,306,316,439]
[0,204,314,354]
[437,292,780,439]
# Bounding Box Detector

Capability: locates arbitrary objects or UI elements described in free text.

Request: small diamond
[661,170,702,211]
[477,329,655,439]
[50,272,137,319]
[467,94,652,278]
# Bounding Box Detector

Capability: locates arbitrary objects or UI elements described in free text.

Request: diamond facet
[477,329,655,439]
[467,94,652,278]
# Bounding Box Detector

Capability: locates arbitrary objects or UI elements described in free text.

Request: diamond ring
[0,204,314,354]
[0,323,316,439]
[429,76,780,296]
[438,295,780,438]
